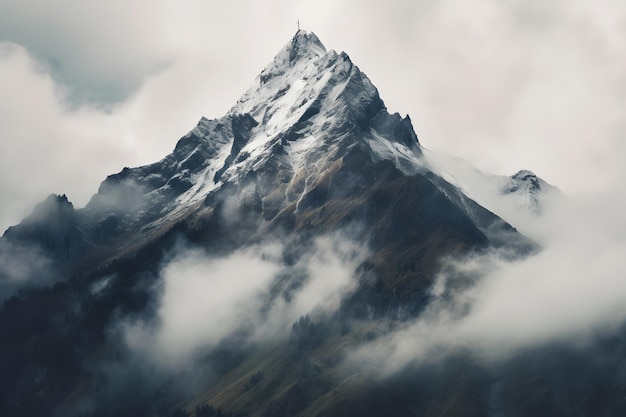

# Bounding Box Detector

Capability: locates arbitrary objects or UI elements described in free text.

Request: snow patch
[368,131,424,175]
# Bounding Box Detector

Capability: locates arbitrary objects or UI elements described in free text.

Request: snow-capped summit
[504,170,544,194]
[501,169,560,214]
[423,147,562,240]
[223,30,422,184]
[231,29,332,120]
[261,29,327,73]
[288,30,327,58]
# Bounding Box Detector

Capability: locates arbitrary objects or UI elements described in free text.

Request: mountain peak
[501,169,562,215]
[229,30,330,119]
[507,170,542,193]
[512,170,537,180]
[288,30,327,63]
[253,30,327,84]
[2,193,90,262]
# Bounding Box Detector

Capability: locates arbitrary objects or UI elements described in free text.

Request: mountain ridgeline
[3,31,615,417]
[3,30,531,276]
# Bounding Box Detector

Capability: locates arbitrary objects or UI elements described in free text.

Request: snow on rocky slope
[3,30,548,264]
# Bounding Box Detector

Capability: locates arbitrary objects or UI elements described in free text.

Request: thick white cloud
[0,1,175,102]
[124,236,365,368]
[0,43,131,229]
[350,182,626,374]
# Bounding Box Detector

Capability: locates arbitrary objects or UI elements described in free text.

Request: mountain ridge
[4,31,537,262]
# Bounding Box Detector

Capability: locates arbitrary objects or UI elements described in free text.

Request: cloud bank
[351,185,626,374]
[124,234,366,368]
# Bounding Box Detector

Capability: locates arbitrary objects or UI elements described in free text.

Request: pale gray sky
[0,0,625,231]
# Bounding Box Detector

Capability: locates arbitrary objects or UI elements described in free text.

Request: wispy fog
[0,239,55,302]
[124,233,367,369]
[351,187,626,374]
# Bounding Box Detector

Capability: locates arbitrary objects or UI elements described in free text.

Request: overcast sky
[0,0,625,231]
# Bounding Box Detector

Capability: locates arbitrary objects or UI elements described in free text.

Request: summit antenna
[297,19,300,31]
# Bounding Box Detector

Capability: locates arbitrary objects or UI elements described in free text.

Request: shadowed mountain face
[1,31,607,417]
[3,194,91,262]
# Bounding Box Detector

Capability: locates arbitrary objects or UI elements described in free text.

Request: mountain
[3,194,90,262]
[3,30,534,271]
[424,149,563,234]
[501,169,561,214]
[0,30,605,417]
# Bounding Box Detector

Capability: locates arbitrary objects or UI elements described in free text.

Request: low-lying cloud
[124,233,366,368]
[351,187,626,375]
[0,239,55,302]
